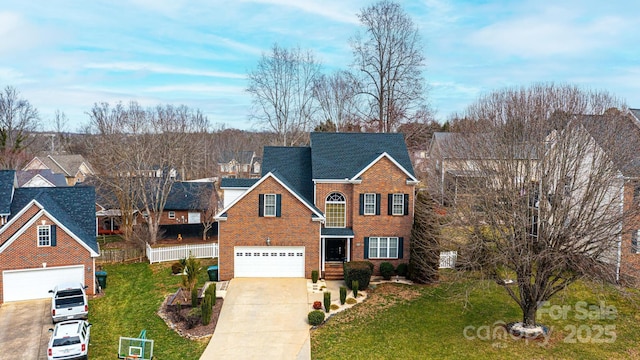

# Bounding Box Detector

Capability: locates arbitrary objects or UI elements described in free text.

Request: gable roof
[0,170,16,215]
[17,169,68,187]
[309,132,415,180]
[3,186,98,254]
[25,155,94,177]
[262,146,313,202]
[164,182,215,210]
[630,108,640,123]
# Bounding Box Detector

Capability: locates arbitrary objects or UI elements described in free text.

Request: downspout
[616,178,624,283]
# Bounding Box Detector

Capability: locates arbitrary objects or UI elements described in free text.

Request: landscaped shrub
[339,286,347,305]
[205,283,216,306]
[311,270,319,283]
[186,307,202,329]
[380,262,395,280]
[308,310,325,326]
[201,294,212,325]
[313,301,322,310]
[171,262,184,274]
[396,263,409,277]
[323,292,331,313]
[346,298,357,305]
[343,261,373,290]
[191,288,199,307]
[352,280,359,297]
[330,304,339,310]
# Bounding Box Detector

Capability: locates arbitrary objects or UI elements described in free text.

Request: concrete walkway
[0,299,51,360]
[200,278,310,360]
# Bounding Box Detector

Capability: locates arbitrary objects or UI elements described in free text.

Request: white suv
[49,283,89,323]
[47,320,91,360]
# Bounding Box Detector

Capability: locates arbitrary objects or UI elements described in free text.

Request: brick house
[215,132,418,280]
[0,170,99,304]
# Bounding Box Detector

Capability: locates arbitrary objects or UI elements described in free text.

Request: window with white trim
[368,237,399,259]
[364,193,376,215]
[38,225,51,246]
[168,211,175,219]
[325,192,346,227]
[392,194,404,215]
[264,194,277,217]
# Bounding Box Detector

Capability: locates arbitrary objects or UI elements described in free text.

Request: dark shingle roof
[261,146,314,202]
[165,182,215,210]
[220,178,259,188]
[0,170,16,215]
[8,186,98,253]
[309,132,415,179]
[630,108,640,122]
[17,169,68,187]
[38,155,93,176]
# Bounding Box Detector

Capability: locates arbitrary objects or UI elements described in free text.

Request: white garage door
[3,265,85,302]
[235,246,305,278]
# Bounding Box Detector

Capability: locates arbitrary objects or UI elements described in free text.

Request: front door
[325,239,346,262]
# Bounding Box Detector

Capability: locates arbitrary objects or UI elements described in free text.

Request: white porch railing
[146,243,219,263]
[439,251,457,269]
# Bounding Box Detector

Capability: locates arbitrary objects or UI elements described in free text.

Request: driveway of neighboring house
[200,278,310,360]
[0,299,51,360]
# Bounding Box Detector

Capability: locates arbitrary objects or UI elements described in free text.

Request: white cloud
[242,0,361,24]
[84,62,246,79]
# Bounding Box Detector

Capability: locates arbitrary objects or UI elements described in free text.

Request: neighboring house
[137,181,217,239]
[22,154,95,186]
[215,132,418,280]
[218,151,261,179]
[17,169,68,188]
[619,108,640,285]
[0,170,99,304]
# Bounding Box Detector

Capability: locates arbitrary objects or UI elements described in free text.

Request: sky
[1,0,639,132]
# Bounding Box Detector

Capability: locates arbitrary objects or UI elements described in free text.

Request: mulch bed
[158,288,223,340]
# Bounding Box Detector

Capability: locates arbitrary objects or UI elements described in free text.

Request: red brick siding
[218,177,320,280]
[316,157,414,274]
[0,212,95,303]
[620,182,640,285]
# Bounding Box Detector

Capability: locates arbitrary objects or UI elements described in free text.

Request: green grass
[88,259,216,360]
[96,235,125,247]
[311,273,640,359]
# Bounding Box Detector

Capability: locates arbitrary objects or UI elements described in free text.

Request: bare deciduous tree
[351,0,427,133]
[312,70,361,132]
[0,86,39,169]
[409,190,441,284]
[247,43,321,146]
[449,83,638,329]
[85,101,210,245]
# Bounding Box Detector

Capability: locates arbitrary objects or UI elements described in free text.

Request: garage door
[3,265,85,302]
[234,246,305,277]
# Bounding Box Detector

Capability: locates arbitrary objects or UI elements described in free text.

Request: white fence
[146,243,219,263]
[439,251,457,269]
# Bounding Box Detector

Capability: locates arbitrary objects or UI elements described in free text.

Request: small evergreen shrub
[191,288,199,307]
[339,286,347,305]
[201,294,212,325]
[311,270,319,283]
[308,310,325,326]
[171,262,184,274]
[205,283,216,305]
[352,280,359,297]
[343,261,373,290]
[323,292,331,313]
[396,263,409,277]
[380,262,395,280]
[346,298,357,305]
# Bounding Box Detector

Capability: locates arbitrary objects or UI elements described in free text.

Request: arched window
[325,192,346,228]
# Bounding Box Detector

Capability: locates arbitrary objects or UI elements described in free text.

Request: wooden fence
[146,243,219,264]
[97,248,146,263]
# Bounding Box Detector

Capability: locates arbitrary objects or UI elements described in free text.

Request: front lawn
[311,273,640,359]
[88,259,216,360]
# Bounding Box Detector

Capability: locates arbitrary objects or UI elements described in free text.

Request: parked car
[49,283,88,323]
[47,320,91,360]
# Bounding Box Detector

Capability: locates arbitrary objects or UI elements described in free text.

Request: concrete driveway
[200,278,310,360]
[0,299,51,360]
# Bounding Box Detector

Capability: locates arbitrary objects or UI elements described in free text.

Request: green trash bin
[207,265,218,282]
[96,271,107,289]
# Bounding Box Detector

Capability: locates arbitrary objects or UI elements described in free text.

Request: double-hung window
[367,237,399,259]
[264,194,277,217]
[363,193,376,215]
[392,194,404,215]
[38,225,51,247]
